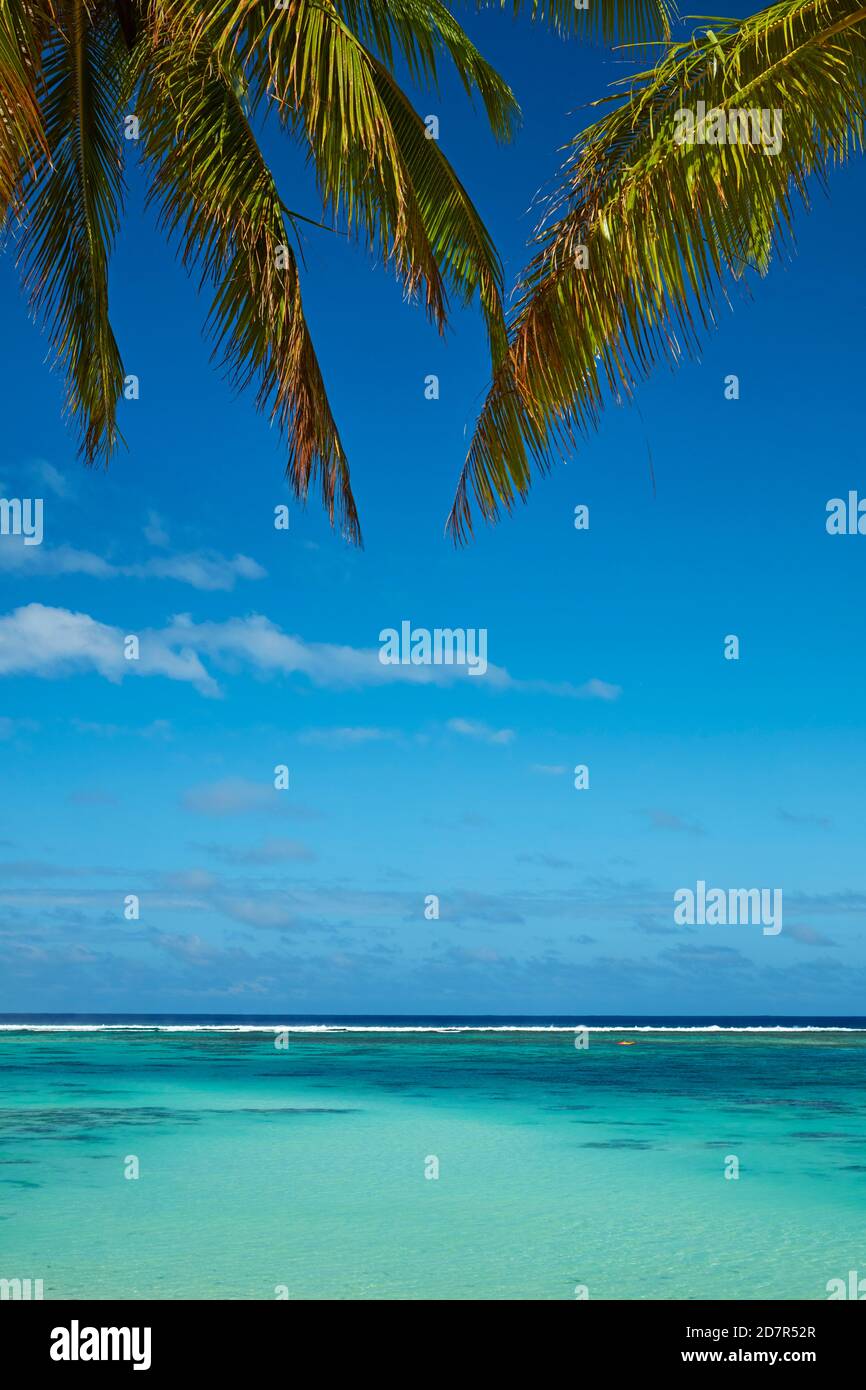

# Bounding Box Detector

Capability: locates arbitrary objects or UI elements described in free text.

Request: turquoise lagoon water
[1,1019,865,1300]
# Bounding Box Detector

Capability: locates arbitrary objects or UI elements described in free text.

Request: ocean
[1,1016,865,1300]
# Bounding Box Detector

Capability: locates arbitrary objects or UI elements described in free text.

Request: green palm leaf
[0,0,50,212]
[183,0,512,340]
[365,49,510,362]
[331,0,522,140]
[477,0,674,43]
[13,0,126,464]
[1,0,680,535]
[451,0,866,541]
[137,15,362,543]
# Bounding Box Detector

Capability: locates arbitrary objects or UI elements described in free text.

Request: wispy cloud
[640,808,705,835]
[0,604,218,694]
[138,552,264,591]
[658,943,753,971]
[0,538,265,590]
[785,924,839,947]
[182,778,295,818]
[166,614,505,690]
[66,789,119,807]
[446,718,514,745]
[0,605,617,700]
[576,678,621,701]
[298,726,398,746]
[213,897,300,931]
[0,716,39,739]
[143,510,170,548]
[32,460,71,498]
[72,718,172,740]
[633,913,680,938]
[517,852,573,869]
[778,808,833,830]
[194,837,316,865]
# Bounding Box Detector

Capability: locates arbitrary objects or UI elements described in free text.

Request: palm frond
[331,0,521,140]
[450,0,866,541]
[0,1,52,216]
[136,13,362,542]
[15,0,126,463]
[162,1,509,344]
[476,0,674,44]
[365,48,509,362]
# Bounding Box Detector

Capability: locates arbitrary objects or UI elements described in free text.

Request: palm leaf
[451,0,866,540]
[166,1,510,344]
[365,49,509,362]
[14,0,127,463]
[136,12,361,542]
[476,0,675,43]
[330,0,521,141]
[0,1,52,218]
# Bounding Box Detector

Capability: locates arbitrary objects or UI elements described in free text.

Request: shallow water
[0,1022,864,1300]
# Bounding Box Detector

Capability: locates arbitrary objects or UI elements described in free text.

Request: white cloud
[32,460,71,498]
[0,605,621,702]
[195,838,316,864]
[182,778,287,817]
[160,613,499,689]
[298,726,397,746]
[0,716,39,739]
[215,896,298,930]
[785,924,838,946]
[161,614,584,693]
[0,537,265,590]
[576,678,621,701]
[161,869,219,892]
[446,718,514,745]
[0,604,218,695]
[640,808,704,835]
[138,552,264,590]
[0,542,114,578]
[72,718,172,740]
[144,510,170,548]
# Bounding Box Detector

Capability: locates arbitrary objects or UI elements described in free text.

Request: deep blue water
[3,1013,865,1028]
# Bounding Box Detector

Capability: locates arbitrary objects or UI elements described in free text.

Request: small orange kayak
[617,1041,637,1046]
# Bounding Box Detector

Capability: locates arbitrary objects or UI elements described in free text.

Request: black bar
[3,1299,862,1375]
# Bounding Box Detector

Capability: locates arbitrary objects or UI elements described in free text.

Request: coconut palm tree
[0,0,670,544]
[449,0,866,540]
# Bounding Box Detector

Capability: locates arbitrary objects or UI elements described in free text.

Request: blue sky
[1,8,865,1015]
